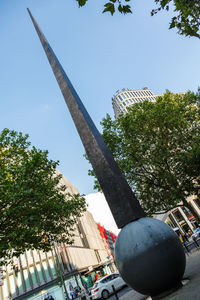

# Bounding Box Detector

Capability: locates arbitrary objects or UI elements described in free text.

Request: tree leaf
[103,2,115,15]
[77,0,88,7]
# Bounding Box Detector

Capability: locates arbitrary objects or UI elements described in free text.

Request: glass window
[182,207,193,218]
[16,271,23,293]
[48,258,56,277]
[123,102,126,106]
[122,94,126,99]
[9,274,16,296]
[173,210,183,222]
[2,276,9,299]
[118,95,123,101]
[23,269,31,290]
[104,275,112,282]
[43,261,50,280]
[36,263,44,282]
[29,266,37,287]
[194,199,200,209]
[167,216,176,229]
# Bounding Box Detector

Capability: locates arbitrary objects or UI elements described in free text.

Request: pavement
[119,248,200,300]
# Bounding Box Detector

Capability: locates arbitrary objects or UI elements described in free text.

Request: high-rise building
[112,87,161,119]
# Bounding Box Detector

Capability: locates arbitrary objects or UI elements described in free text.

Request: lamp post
[27,9,186,299]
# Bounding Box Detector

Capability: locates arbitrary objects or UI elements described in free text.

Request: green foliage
[76,0,200,38]
[76,0,132,15]
[76,0,88,7]
[152,0,200,38]
[87,90,200,217]
[0,129,86,264]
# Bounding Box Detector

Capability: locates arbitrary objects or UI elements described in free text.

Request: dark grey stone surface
[115,218,186,297]
[27,8,145,228]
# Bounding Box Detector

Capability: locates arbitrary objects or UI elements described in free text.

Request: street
[99,285,145,300]
[108,285,132,300]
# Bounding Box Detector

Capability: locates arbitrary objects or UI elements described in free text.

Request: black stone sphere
[114,218,186,297]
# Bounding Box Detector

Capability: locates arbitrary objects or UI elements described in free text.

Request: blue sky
[0,0,200,195]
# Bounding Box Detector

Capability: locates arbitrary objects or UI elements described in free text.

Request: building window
[48,258,56,277]
[9,274,16,296]
[173,209,183,223]
[23,269,31,290]
[42,261,51,280]
[36,263,44,283]
[168,215,177,228]
[182,206,193,218]
[194,199,200,209]
[95,250,101,263]
[118,95,123,101]
[29,266,37,287]
[2,276,9,299]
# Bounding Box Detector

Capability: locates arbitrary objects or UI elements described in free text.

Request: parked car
[192,228,200,240]
[90,273,127,299]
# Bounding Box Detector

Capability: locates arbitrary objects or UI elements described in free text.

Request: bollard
[112,285,119,300]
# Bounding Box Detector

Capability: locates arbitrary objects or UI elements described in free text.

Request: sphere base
[115,217,186,297]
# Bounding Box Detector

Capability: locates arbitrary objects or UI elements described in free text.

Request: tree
[87,90,200,220]
[76,0,200,38]
[0,129,86,264]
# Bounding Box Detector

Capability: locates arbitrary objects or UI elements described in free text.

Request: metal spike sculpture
[28,9,186,299]
[27,8,145,229]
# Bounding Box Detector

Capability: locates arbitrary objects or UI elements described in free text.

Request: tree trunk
[183,199,200,224]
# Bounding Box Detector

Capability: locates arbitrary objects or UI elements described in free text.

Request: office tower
[112,87,161,119]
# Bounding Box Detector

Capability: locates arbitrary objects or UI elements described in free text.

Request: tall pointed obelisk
[28,9,186,299]
[27,8,145,229]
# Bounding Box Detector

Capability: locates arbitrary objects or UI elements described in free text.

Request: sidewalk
[119,249,200,300]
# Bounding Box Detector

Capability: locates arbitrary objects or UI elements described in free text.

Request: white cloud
[85,192,120,235]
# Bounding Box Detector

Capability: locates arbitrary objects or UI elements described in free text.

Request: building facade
[160,196,200,236]
[97,224,117,258]
[112,87,161,119]
[0,173,113,300]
